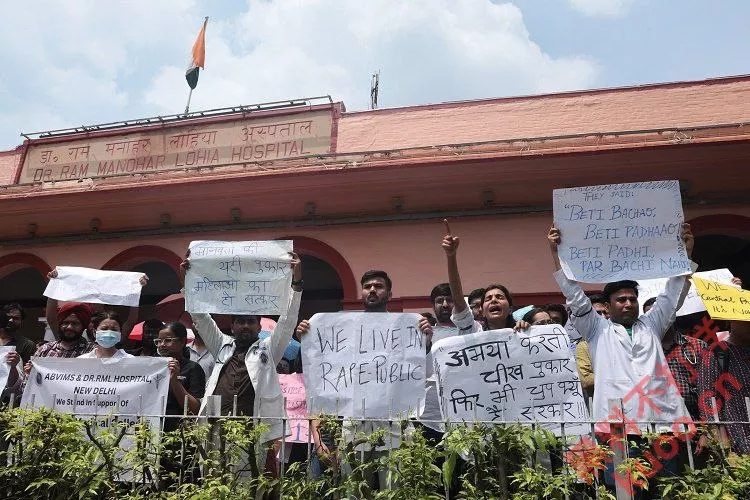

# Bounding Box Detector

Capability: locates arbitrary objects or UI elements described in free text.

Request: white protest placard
[553,180,691,283]
[302,312,425,418]
[432,324,587,435]
[638,268,736,316]
[279,373,310,443]
[22,357,169,426]
[43,266,144,307]
[185,240,293,315]
[22,357,169,481]
[0,346,15,388]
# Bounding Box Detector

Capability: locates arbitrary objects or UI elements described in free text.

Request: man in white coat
[548,223,694,495]
[183,252,303,474]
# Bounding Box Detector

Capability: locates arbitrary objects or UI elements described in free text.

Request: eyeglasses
[153,337,179,346]
[532,319,554,326]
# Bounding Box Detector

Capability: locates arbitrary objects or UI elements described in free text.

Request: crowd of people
[0,220,748,497]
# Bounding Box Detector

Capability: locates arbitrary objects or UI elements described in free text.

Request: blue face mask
[96,330,121,348]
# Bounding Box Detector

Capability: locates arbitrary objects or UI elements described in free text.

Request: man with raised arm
[548,223,694,426]
[549,223,695,492]
[181,252,303,448]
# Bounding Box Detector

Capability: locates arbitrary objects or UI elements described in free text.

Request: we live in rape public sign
[693,276,750,321]
[432,324,587,435]
[553,180,691,283]
[185,240,293,315]
[22,357,170,429]
[301,312,425,418]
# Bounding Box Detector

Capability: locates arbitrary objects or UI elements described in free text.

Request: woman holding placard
[155,321,205,429]
[156,321,205,484]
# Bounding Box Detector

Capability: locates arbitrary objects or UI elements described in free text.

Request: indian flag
[186,17,208,90]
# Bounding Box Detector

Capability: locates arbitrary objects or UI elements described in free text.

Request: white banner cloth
[43,266,144,306]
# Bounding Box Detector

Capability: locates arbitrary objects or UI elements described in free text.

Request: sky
[1,0,748,149]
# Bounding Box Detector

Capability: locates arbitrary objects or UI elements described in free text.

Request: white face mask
[95,329,121,349]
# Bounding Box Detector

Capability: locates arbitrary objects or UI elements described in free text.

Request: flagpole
[184,88,194,115]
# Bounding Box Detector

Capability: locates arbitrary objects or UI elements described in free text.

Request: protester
[188,331,215,379]
[156,322,205,431]
[576,294,609,403]
[44,268,146,341]
[139,318,165,357]
[521,307,554,326]
[544,303,568,326]
[694,277,750,455]
[549,222,695,495]
[33,302,94,359]
[183,251,303,473]
[467,287,486,327]
[297,268,412,490]
[359,269,391,312]
[0,312,22,403]
[77,311,134,359]
[0,303,36,365]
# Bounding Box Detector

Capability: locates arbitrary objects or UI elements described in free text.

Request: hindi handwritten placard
[432,324,587,435]
[553,180,691,283]
[639,268,735,316]
[301,312,425,418]
[43,267,145,307]
[185,240,292,315]
[279,373,310,443]
[692,276,750,321]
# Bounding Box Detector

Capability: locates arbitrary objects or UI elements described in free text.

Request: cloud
[0,0,599,149]
[567,0,635,18]
[144,0,598,114]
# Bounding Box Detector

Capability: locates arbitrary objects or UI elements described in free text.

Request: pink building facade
[1,77,750,341]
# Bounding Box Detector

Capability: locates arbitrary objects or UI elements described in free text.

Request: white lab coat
[191,290,301,442]
[554,270,691,433]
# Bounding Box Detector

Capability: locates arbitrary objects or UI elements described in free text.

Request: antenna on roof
[370,71,380,110]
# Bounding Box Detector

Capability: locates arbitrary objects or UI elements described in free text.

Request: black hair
[430,283,451,303]
[163,322,190,359]
[2,303,25,320]
[143,318,165,330]
[602,280,639,301]
[588,293,609,306]
[482,284,516,328]
[522,307,549,324]
[360,270,392,292]
[642,297,657,310]
[0,313,8,331]
[91,310,122,330]
[468,288,485,304]
[231,315,261,324]
[544,304,569,325]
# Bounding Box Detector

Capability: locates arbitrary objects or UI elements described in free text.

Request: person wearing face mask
[44,268,147,342]
[78,311,134,359]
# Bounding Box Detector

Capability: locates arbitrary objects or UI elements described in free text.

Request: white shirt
[78,348,134,359]
[188,344,215,380]
[554,269,691,433]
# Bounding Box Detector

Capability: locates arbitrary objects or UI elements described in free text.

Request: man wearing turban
[34,302,94,359]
